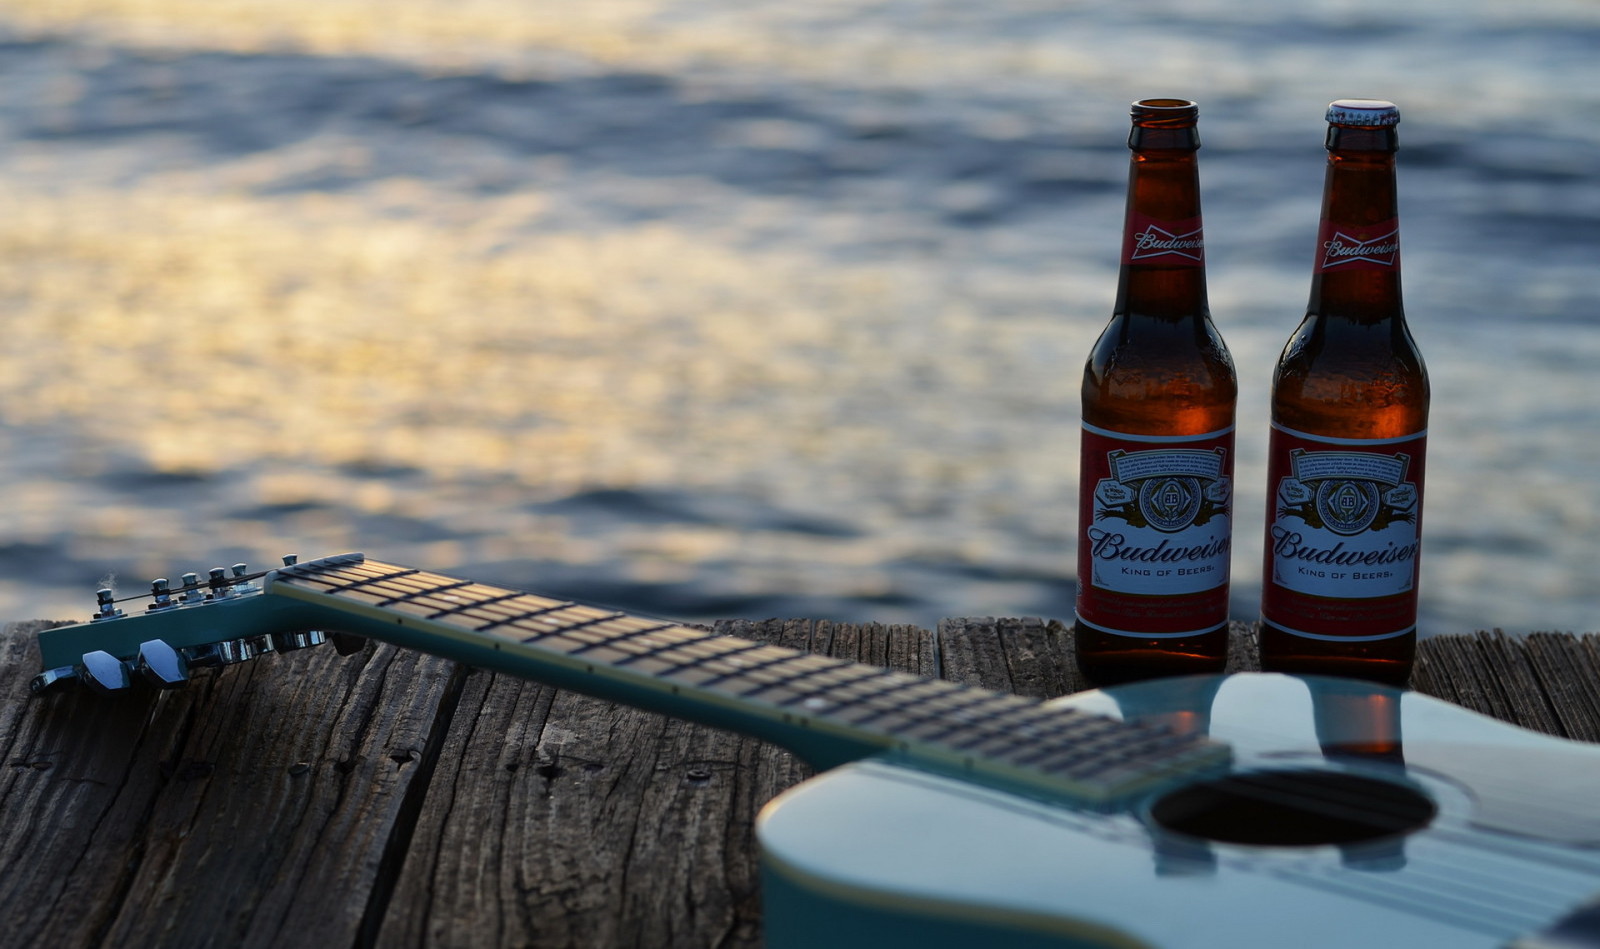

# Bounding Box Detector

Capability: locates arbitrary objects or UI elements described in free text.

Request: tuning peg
[30,666,79,695]
[229,563,259,595]
[136,640,190,688]
[282,554,298,566]
[178,572,206,605]
[77,651,131,693]
[93,589,123,622]
[208,567,230,597]
[148,578,176,611]
[269,629,327,652]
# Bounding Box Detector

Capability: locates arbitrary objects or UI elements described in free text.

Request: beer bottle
[1260,99,1428,686]
[1075,98,1237,686]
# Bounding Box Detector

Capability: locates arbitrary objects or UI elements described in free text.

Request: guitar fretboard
[269,553,1229,803]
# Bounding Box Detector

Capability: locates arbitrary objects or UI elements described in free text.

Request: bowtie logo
[1321,227,1399,269]
[1131,225,1206,262]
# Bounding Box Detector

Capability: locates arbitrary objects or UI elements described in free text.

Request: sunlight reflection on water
[0,0,1596,635]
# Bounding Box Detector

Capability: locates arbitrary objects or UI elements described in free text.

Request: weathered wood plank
[7,614,1598,949]
[1,621,458,948]
[937,619,1262,697]
[374,619,935,949]
[1413,630,1600,740]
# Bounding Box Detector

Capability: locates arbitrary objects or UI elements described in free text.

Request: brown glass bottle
[1260,100,1429,687]
[1075,99,1237,686]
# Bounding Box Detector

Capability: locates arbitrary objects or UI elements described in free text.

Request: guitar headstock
[31,553,368,697]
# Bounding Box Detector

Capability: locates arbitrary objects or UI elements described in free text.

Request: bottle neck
[1307,129,1404,323]
[1113,141,1210,321]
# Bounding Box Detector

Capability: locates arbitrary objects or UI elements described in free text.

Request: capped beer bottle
[1260,99,1429,686]
[1075,98,1237,686]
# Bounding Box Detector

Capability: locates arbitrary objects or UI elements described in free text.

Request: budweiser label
[1317,217,1400,273]
[1077,423,1233,638]
[1123,212,1205,267]
[1262,423,1426,641]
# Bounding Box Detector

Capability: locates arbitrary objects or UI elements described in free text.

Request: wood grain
[3,615,1596,948]
[372,619,935,949]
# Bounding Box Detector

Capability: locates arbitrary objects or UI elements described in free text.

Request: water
[0,0,1596,636]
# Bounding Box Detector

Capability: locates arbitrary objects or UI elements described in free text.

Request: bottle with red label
[1075,98,1237,686]
[1259,99,1429,686]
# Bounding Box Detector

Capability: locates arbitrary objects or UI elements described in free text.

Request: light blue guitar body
[31,554,1600,948]
[760,674,1600,948]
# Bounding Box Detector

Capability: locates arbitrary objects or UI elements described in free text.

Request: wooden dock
[3,617,1597,947]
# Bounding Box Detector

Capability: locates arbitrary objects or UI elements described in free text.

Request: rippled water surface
[1,0,1596,635]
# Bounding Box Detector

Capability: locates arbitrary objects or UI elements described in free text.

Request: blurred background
[0,0,1595,636]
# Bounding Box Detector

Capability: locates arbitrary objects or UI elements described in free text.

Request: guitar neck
[37,553,1229,804]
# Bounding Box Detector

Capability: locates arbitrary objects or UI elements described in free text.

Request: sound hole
[1151,768,1436,847]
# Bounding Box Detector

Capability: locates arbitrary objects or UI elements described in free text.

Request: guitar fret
[376,577,552,616]
[428,590,568,623]
[302,560,401,585]
[695,648,806,690]
[1021,725,1169,778]
[866,704,957,739]
[318,568,574,625]
[818,671,916,706]
[718,655,832,692]
[454,596,571,628]
[654,641,774,684]
[620,627,710,652]
[764,665,894,709]
[606,653,680,677]
[398,591,536,621]
[562,643,644,667]
[371,576,475,604]
[889,692,1008,744]
[325,566,424,592]
[423,589,527,620]
[513,611,629,644]
[606,630,722,677]
[940,708,1049,754]
[1004,720,1114,766]
[736,658,861,704]
[840,706,932,734]
[261,557,1234,802]
[561,625,692,662]
[965,719,1097,765]
[474,603,587,634]
[818,684,936,726]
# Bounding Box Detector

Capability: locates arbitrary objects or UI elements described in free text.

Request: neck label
[1124,213,1205,267]
[1317,217,1400,272]
[1262,424,1425,640]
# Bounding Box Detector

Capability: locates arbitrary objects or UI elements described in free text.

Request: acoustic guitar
[30,553,1600,948]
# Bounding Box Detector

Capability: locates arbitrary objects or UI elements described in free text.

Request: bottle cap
[1326,99,1400,128]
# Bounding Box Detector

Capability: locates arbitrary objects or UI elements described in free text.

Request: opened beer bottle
[1260,99,1428,686]
[1075,99,1236,686]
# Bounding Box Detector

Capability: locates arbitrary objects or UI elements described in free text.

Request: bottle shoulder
[1275,312,1427,378]
[1087,312,1236,377]
[1272,314,1429,437]
[1083,312,1237,435]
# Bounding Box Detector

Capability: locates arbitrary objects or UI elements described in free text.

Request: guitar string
[285,564,1222,793]
[267,564,1600,935]
[300,566,1600,828]
[121,557,1600,924]
[1186,714,1600,866]
[1161,723,1600,927]
[295,565,1600,801]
